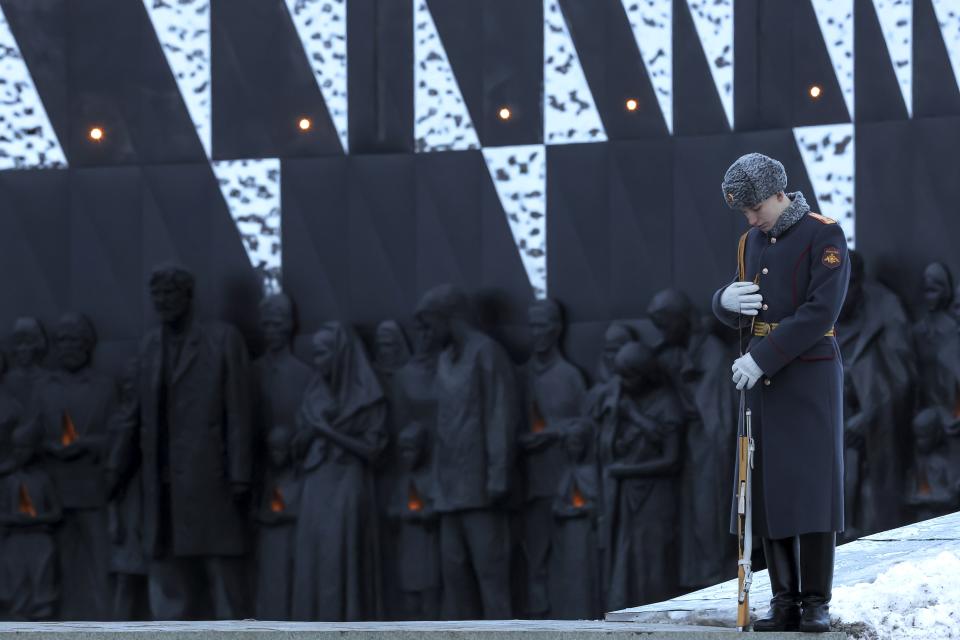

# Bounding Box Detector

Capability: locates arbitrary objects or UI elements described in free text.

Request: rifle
[736,392,755,631]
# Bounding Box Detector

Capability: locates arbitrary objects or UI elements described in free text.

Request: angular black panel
[562,0,669,139]
[64,0,205,166]
[212,0,341,159]
[914,0,960,119]
[855,0,909,122]
[673,0,730,135]
[348,0,414,153]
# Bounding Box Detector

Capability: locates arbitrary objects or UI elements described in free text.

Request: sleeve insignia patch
[822,246,842,269]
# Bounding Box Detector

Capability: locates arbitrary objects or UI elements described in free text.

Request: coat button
[761,267,769,275]
[770,237,777,244]
[762,304,768,311]
[763,378,771,386]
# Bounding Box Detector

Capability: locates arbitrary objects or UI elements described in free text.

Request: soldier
[713,153,850,633]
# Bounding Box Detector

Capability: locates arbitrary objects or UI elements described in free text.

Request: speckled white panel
[810,0,854,120]
[932,0,960,94]
[871,0,913,117]
[284,0,348,153]
[543,0,607,145]
[685,0,734,129]
[212,159,283,294]
[142,0,212,158]
[0,4,66,170]
[413,0,479,152]
[482,145,547,299]
[621,0,673,133]
[793,124,855,248]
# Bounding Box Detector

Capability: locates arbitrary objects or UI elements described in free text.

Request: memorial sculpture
[108,264,253,619]
[835,251,915,536]
[904,408,957,521]
[647,288,736,589]
[371,319,412,619]
[911,263,960,418]
[254,425,300,620]
[389,423,441,620]
[549,419,601,620]
[6,317,48,408]
[33,312,114,620]
[106,358,147,620]
[291,322,386,621]
[588,341,684,611]
[0,421,62,620]
[414,285,518,620]
[518,299,586,617]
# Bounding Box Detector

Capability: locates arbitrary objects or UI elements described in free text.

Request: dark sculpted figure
[109,264,253,619]
[647,289,736,589]
[414,285,518,620]
[291,322,386,621]
[254,425,300,620]
[0,351,24,473]
[254,294,312,449]
[905,409,957,521]
[549,420,601,620]
[32,313,114,620]
[593,321,636,386]
[835,251,914,536]
[389,423,441,620]
[912,263,960,420]
[106,358,148,621]
[0,421,62,620]
[6,317,48,408]
[588,342,683,611]
[371,320,412,619]
[518,299,586,617]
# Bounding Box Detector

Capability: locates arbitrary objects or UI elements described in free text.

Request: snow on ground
[833,550,960,640]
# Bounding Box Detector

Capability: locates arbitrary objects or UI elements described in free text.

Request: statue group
[0,254,956,621]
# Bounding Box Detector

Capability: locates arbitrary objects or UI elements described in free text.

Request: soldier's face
[741,193,786,233]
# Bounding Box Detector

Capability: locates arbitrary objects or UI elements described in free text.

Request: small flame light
[625,98,639,112]
[88,127,104,142]
[298,117,312,131]
[809,85,822,99]
[498,107,512,121]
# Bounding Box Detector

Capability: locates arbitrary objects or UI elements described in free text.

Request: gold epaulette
[808,212,837,225]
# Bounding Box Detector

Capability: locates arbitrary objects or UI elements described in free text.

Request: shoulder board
[808,212,837,225]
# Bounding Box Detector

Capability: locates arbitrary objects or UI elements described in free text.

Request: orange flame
[18,483,37,518]
[269,486,285,513]
[61,411,79,447]
[530,401,545,433]
[407,482,424,512]
[571,482,586,509]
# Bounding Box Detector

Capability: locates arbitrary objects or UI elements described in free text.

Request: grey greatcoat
[110,321,252,557]
[713,209,850,539]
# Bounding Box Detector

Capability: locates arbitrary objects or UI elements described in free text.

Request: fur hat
[721,153,787,209]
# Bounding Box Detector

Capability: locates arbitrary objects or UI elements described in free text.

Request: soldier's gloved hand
[731,354,764,390]
[720,281,763,316]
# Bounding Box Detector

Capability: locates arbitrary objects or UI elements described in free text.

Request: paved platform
[608,510,960,637]
[0,620,843,639]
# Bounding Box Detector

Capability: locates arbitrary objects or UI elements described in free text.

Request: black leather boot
[799,532,836,633]
[753,536,801,632]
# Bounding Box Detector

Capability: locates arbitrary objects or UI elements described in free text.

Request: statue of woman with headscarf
[291,322,388,621]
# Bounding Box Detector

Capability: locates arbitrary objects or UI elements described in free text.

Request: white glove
[731,354,764,390]
[720,281,763,316]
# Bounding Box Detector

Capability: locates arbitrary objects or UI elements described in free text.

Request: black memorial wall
[0,0,958,374]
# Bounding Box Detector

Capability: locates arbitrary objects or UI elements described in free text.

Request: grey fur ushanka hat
[721,152,787,209]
